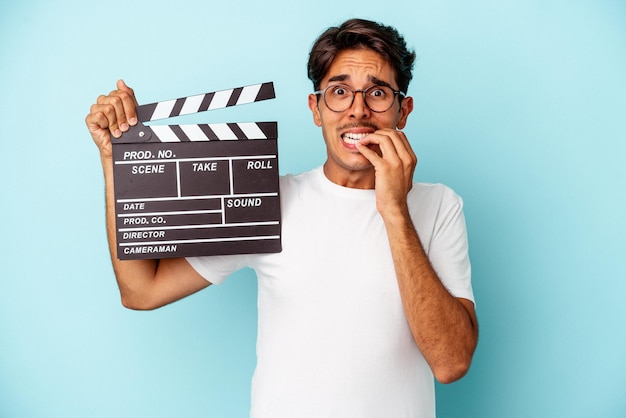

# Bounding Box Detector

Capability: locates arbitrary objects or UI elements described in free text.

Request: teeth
[342,132,368,145]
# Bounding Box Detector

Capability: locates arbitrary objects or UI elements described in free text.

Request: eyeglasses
[314,84,405,113]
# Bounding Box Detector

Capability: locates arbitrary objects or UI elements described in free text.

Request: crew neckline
[312,166,377,199]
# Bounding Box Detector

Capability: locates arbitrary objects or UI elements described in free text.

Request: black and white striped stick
[113,82,276,143]
[136,81,275,122]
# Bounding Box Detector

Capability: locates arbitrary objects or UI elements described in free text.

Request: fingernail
[113,129,122,137]
[120,123,129,132]
[129,117,137,125]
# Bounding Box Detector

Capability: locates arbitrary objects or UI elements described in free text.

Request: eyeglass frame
[313,83,406,113]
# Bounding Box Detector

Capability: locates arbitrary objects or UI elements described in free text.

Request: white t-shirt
[187,166,474,418]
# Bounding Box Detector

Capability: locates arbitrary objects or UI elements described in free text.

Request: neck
[323,162,376,189]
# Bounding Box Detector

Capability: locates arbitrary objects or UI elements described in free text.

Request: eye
[368,87,388,99]
[330,85,350,97]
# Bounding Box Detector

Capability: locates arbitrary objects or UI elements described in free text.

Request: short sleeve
[186,254,250,285]
[428,188,474,303]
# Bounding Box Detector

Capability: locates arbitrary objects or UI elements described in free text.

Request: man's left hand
[356,128,417,217]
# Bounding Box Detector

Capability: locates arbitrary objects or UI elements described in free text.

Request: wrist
[378,200,411,224]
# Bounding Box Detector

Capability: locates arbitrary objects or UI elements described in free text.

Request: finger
[394,130,418,170]
[85,109,113,152]
[117,79,134,98]
[95,94,135,138]
[382,130,417,188]
[383,129,417,177]
[361,129,415,165]
[85,109,108,136]
[355,140,384,166]
[117,79,139,123]
[359,130,417,191]
[364,129,417,179]
[92,97,124,138]
[108,80,138,131]
[388,129,416,163]
[358,131,403,167]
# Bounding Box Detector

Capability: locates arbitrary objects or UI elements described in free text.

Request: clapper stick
[113,82,277,144]
[110,82,281,260]
[137,82,275,121]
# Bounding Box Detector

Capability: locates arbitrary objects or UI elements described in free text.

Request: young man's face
[308,48,413,188]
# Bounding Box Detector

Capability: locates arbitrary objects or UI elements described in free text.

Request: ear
[308,94,323,127]
[396,96,414,130]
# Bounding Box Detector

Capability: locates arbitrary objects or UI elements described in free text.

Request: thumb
[116,79,138,105]
[117,79,129,91]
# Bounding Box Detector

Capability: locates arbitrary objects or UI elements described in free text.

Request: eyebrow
[327,74,395,90]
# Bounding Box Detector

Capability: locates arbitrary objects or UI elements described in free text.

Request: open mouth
[341,132,370,145]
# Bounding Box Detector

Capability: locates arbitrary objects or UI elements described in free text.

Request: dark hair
[307,18,416,93]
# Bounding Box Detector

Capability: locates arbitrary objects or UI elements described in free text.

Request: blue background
[1,1,625,417]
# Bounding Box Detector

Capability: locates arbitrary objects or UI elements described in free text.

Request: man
[86,18,478,418]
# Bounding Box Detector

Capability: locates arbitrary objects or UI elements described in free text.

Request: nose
[348,91,371,119]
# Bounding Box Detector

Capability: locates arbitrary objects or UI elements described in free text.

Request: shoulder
[409,182,463,207]
[279,166,323,192]
[407,182,466,231]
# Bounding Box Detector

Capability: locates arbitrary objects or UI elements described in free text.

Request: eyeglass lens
[324,85,396,112]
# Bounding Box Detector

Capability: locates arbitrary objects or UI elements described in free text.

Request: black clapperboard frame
[111,82,281,260]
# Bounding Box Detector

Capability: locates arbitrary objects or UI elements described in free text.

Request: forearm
[87,81,209,310]
[383,206,478,383]
[101,154,160,309]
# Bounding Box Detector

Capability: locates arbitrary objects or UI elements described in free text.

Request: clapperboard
[111,82,281,260]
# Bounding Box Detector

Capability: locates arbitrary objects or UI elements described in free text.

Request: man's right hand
[85,79,139,158]
[84,80,212,310]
